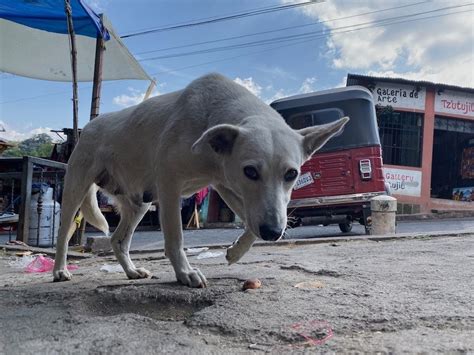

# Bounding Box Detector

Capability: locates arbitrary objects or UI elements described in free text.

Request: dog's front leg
[214,184,257,264]
[159,190,207,288]
[226,228,257,265]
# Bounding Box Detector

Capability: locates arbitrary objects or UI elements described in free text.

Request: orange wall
[394,87,474,213]
[420,87,436,212]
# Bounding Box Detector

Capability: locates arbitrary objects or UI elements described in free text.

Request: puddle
[88,283,214,321]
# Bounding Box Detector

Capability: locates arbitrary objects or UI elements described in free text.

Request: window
[435,116,474,134]
[377,109,423,167]
[287,108,344,129]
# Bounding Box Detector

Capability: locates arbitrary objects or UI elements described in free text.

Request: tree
[2,133,54,158]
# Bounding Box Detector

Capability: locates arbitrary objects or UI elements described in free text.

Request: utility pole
[64,0,79,148]
[90,14,105,120]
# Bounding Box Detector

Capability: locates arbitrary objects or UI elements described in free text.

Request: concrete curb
[124,228,474,256]
[3,229,471,259]
[396,211,474,221]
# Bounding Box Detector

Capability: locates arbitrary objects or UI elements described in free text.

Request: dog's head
[192,116,349,241]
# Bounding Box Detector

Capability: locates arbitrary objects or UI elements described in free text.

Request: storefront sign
[383,167,422,197]
[373,83,426,110]
[435,90,474,118]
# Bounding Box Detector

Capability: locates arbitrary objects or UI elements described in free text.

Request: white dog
[53,73,348,288]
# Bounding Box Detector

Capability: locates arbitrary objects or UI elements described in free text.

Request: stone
[84,235,112,253]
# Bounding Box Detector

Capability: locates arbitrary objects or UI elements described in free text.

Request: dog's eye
[243,166,259,181]
[284,169,298,182]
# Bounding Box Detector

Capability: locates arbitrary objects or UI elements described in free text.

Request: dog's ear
[192,124,241,155]
[298,116,349,160]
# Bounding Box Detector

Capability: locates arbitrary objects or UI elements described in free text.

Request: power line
[0,2,426,83]
[1,8,471,104]
[121,0,324,38]
[139,4,474,61]
[147,8,473,77]
[136,1,429,56]
[122,2,305,34]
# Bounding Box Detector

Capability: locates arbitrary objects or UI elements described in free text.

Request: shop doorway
[431,117,474,200]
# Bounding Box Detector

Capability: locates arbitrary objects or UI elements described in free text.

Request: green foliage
[2,133,54,158]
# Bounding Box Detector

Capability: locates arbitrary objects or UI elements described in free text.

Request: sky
[1,0,473,141]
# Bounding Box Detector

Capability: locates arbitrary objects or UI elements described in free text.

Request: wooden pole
[17,157,33,243]
[90,15,105,121]
[64,0,79,147]
[65,0,82,245]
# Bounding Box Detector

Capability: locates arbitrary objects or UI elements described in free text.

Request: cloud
[233,76,322,103]
[113,86,162,108]
[0,120,64,142]
[335,75,348,88]
[266,88,288,104]
[263,77,320,103]
[234,77,263,97]
[298,77,317,94]
[366,58,474,87]
[257,66,298,80]
[287,0,474,87]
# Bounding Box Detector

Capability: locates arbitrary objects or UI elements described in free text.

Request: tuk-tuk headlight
[359,159,372,180]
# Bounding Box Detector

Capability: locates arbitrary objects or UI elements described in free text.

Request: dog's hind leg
[111,199,151,279]
[159,189,207,288]
[214,184,257,264]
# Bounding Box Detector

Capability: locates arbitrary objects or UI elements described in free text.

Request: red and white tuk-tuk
[271,86,387,233]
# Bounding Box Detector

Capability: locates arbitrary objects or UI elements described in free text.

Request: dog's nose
[259,224,283,241]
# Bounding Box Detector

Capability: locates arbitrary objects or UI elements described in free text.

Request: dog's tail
[80,184,109,236]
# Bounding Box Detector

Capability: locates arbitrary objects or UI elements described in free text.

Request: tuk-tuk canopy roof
[271,86,374,110]
[271,86,381,152]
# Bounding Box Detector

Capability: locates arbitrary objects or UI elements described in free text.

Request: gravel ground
[0,234,473,354]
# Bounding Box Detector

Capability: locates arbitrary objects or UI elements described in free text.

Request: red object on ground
[25,255,78,273]
[291,320,333,346]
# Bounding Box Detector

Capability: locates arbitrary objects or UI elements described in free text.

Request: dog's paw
[176,268,207,288]
[226,243,246,265]
[53,269,72,282]
[126,267,152,279]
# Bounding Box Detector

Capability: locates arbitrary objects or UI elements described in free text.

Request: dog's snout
[259,224,283,241]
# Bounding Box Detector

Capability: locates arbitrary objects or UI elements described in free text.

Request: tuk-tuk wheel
[339,221,353,233]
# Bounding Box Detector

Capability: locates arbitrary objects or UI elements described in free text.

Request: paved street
[1,233,473,353]
[122,217,474,251]
[2,217,473,251]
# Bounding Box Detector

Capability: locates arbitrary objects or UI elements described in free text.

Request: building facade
[347,74,474,213]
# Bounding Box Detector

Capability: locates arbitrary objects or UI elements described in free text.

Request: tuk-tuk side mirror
[298,116,350,159]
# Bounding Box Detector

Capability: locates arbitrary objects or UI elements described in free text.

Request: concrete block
[84,235,112,253]
[370,195,397,235]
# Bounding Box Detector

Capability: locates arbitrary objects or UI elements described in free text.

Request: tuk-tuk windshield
[272,87,381,153]
[282,107,380,153]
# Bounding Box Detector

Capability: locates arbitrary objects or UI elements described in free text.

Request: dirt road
[0,234,473,354]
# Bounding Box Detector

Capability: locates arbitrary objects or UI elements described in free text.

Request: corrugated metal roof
[0,138,14,146]
[347,73,474,94]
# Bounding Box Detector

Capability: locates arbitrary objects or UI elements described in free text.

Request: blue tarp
[0,0,109,39]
